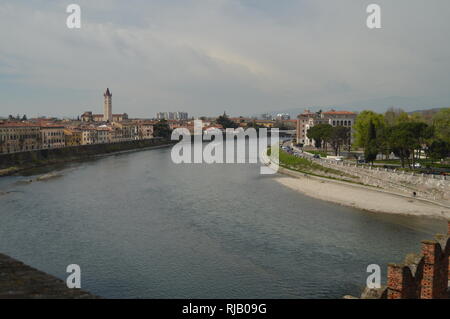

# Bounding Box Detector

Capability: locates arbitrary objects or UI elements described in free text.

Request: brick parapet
[368,221,449,299]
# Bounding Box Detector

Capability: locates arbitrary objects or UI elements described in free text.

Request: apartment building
[81,128,98,145]
[0,119,155,153]
[64,129,82,147]
[0,122,41,154]
[40,125,66,149]
[276,113,291,121]
[296,109,357,146]
[96,126,111,144]
[138,122,154,139]
[156,112,189,121]
[81,111,128,123]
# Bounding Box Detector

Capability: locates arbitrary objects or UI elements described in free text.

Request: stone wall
[0,138,174,172]
[312,159,450,203]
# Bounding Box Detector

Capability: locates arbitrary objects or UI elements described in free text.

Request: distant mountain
[336,96,449,112]
[259,96,450,117]
[408,107,445,114]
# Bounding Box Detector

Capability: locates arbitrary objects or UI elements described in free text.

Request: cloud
[1,0,450,118]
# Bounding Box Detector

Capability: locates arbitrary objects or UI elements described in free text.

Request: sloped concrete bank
[0,253,97,299]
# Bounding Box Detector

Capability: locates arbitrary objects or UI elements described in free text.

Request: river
[0,145,446,298]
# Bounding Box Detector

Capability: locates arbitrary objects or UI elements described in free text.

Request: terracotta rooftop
[40,124,65,128]
[0,122,41,128]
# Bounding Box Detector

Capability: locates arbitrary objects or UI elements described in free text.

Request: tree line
[353,107,450,168]
[306,124,351,156]
[7,114,27,121]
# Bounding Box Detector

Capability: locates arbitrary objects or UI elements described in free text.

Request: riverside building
[296,109,357,146]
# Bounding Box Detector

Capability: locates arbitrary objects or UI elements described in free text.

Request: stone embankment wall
[0,138,174,173]
[313,158,450,203]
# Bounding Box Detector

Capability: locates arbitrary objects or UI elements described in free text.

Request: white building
[276,113,291,121]
[156,112,189,120]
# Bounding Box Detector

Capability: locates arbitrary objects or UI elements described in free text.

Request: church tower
[103,88,112,122]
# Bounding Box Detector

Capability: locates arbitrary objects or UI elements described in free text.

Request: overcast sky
[1,0,450,118]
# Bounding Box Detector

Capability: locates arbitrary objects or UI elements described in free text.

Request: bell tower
[103,88,112,122]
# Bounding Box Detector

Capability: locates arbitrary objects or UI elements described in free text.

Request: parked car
[313,154,320,159]
[414,163,422,168]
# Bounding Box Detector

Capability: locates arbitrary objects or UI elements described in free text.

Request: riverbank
[263,146,450,219]
[275,167,450,220]
[0,253,97,299]
[0,139,176,177]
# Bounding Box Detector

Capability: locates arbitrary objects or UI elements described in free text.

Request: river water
[0,145,446,298]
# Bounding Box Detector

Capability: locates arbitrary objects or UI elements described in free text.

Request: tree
[409,122,429,167]
[375,126,390,160]
[365,140,378,164]
[394,112,411,124]
[153,120,172,139]
[387,122,429,168]
[426,139,450,161]
[364,121,378,164]
[21,114,27,121]
[307,124,332,150]
[409,112,426,123]
[329,126,351,156]
[384,107,407,126]
[306,125,322,148]
[387,125,413,168]
[216,112,238,129]
[432,108,450,143]
[354,110,385,148]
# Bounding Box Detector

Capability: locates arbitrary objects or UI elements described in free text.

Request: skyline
[1,1,450,118]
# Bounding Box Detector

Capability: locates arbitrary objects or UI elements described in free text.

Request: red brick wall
[386,221,449,299]
[387,264,417,299]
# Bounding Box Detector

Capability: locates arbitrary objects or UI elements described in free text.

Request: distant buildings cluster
[260,113,273,121]
[0,88,358,154]
[0,89,155,154]
[259,113,291,121]
[156,112,189,121]
[276,113,291,121]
